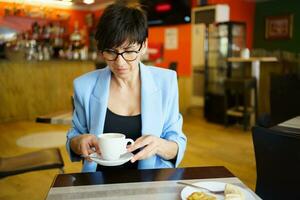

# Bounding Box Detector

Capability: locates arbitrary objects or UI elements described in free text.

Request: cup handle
[125,138,134,146]
[122,138,134,154]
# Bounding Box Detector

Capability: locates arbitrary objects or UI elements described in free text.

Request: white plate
[181,181,256,200]
[89,152,134,166]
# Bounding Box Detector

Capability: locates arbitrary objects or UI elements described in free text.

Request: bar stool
[224,77,258,131]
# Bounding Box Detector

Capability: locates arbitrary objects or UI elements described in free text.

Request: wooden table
[271,116,300,136]
[45,166,261,200]
[227,57,278,92]
[227,57,278,115]
[36,111,72,125]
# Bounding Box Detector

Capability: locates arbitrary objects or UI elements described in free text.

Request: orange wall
[93,10,103,23]
[148,24,192,76]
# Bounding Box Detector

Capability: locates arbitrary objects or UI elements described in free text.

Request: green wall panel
[254,0,300,53]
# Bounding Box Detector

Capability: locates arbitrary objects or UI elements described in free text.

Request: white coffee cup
[98,133,134,161]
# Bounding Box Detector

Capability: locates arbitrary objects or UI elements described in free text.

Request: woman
[66,2,186,172]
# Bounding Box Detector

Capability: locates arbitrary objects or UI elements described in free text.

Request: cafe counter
[0,60,95,122]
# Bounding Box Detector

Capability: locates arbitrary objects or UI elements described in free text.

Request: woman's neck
[112,66,140,89]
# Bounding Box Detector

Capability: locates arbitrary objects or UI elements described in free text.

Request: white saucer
[89,152,134,166]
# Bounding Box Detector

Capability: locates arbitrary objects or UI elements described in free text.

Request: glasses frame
[101,44,143,62]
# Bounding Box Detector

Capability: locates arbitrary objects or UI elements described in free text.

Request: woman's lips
[115,68,127,73]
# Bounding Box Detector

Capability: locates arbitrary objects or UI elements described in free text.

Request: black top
[97,108,141,171]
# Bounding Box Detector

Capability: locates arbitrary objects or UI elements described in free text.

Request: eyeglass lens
[102,50,138,61]
[102,44,142,61]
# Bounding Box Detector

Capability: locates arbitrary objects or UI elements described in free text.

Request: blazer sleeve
[66,81,89,162]
[160,72,187,167]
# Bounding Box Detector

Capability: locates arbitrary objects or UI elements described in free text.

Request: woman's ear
[141,39,148,55]
[98,52,104,60]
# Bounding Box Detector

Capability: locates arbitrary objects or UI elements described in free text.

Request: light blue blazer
[66,62,187,172]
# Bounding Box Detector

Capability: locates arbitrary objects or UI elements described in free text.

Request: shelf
[207,81,225,85]
[206,67,227,70]
[207,50,223,53]
[208,36,245,39]
[207,82,225,95]
[227,57,278,62]
[226,106,255,117]
[205,22,247,123]
[28,34,69,40]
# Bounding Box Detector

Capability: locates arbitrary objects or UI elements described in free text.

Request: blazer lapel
[140,63,163,136]
[140,63,163,169]
[89,67,111,136]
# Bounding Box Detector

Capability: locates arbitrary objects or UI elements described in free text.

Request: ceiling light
[83,0,95,4]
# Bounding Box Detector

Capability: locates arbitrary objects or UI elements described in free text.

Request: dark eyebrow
[107,44,138,52]
[123,45,137,50]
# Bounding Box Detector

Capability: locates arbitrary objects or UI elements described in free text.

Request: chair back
[270,74,300,124]
[168,62,178,72]
[0,148,64,178]
[252,126,300,200]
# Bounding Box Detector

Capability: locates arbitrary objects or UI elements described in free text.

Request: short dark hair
[95,2,148,51]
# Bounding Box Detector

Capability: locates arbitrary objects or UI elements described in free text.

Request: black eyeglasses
[101,44,142,62]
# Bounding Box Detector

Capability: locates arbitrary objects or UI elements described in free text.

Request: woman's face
[102,41,147,79]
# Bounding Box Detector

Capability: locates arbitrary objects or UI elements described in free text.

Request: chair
[270,74,300,125]
[168,62,178,72]
[169,62,178,79]
[256,113,274,128]
[0,148,64,178]
[224,77,258,131]
[71,95,75,112]
[252,126,300,200]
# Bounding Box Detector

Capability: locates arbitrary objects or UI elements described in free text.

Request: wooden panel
[259,62,282,114]
[178,77,192,115]
[0,60,193,122]
[0,60,94,122]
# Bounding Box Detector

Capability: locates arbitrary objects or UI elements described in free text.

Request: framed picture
[265,14,293,40]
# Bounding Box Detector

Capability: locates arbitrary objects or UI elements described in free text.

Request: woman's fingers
[131,142,157,162]
[72,134,100,162]
[91,136,101,154]
[80,141,92,161]
[80,141,89,156]
[127,135,152,152]
[130,136,163,162]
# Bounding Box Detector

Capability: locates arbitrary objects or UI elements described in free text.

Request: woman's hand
[127,135,178,163]
[70,134,100,161]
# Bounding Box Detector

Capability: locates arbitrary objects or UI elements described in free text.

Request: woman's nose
[114,54,126,65]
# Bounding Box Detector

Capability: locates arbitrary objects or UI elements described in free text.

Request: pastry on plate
[187,191,217,200]
[224,183,245,200]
